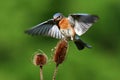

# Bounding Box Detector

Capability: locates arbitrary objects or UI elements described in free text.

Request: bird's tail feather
[74,39,92,50]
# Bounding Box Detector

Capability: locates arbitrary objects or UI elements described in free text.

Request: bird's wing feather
[25,19,64,39]
[68,13,99,36]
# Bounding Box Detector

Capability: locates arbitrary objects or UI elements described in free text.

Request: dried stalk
[40,66,43,80]
[52,64,59,80]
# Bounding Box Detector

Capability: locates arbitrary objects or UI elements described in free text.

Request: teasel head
[33,50,48,80]
[53,39,68,66]
[33,52,48,67]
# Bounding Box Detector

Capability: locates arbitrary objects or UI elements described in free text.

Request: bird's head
[53,13,64,21]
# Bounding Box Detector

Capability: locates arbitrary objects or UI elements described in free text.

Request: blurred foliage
[0,0,120,80]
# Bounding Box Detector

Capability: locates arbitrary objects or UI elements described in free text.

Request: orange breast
[59,18,75,36]
[59,18,71,29]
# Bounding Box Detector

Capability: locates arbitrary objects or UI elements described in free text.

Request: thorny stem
[40,66,43,80]
[52,64,59,80]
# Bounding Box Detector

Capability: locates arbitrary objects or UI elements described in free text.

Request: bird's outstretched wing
[25,19,64,39]
[68,13,99,36]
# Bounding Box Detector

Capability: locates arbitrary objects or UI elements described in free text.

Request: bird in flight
[25,13,99,50]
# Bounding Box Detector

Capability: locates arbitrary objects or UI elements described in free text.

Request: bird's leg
[71,36,73,40]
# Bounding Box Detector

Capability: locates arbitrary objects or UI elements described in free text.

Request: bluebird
[25,13,99,50]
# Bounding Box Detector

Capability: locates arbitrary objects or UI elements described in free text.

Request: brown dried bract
[53,39,68,65]
[33,53,47,67]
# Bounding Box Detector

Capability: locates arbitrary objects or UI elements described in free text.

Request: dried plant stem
[52,64,59,80]
[40,66,43,80]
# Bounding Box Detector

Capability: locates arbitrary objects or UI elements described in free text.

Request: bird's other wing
[25,19,64,39]
[68,13,99,36]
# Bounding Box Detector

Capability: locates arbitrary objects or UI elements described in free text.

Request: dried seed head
[53,39,68,65]
[33,53,48,67]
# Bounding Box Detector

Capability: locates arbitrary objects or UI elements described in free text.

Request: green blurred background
[0,0,120,80]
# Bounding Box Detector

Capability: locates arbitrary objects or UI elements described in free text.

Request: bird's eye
[58,16,61,18]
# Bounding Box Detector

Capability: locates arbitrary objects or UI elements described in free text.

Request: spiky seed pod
[53,39,68,66]
[33,53,47,67]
